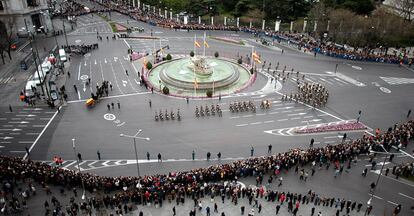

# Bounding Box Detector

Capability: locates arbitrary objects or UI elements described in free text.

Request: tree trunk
[7,49,11,60]
[0,52,5,64]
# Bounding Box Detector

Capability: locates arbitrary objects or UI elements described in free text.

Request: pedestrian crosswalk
[263,69,362,87]
[0,76,15,85]
[380,76,414,85]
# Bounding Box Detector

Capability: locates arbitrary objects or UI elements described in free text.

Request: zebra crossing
[380,76,414,85]
[264,69,362,87]
[0,76,16,85]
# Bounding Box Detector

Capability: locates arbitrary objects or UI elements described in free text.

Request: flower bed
[295,121,367,134]
[114,23,128,32]
[211,36,245,45]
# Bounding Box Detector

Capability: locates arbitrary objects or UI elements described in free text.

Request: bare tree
[391,0,414,21]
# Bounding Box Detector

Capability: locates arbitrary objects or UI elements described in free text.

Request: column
[326,20,330,32]
[224,17,227,26]
[290,21,293,33]
[211,16,214,25]
[275,20,281,32]
[237,17,240,28]
[313,21,318,32]
[303,18,308,32]
[159,8,161,16]
[138,0,140,9]
[176,14,179,23]
[198,16,201,25]
[164,9,167,18]
[184,16,188,25]
[249,20,252,29]
[170,10,173,20]
[262,20,265,30]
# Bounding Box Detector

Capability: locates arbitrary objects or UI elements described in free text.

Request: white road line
[278,119,288,121]
[263,120,274,124]
[9,151,26,153]
[243,115,253,118]
[119,58,138,92]
[324,141,336,144]
[250,122,262,125]
[387,201,398,206]
[18,141,33,144]
[317,114,328,117]
[32,125,46,127]
[269,112,279,115]
[99,60,105,81]
[282,110,292,113]
[236,124,248,127]
[291,117,300,120]
[368,194,383,200]
[109,61,125,95]
[67,92,151,103]
[78,62,81,80]
[23,110,58,160]
[229,116,240,119]
[39,118,51,120]
[63,161,77,169]
[398,192,414,200]
[324,136,338,139]
[26,133,39,135]
[256,113,266,116]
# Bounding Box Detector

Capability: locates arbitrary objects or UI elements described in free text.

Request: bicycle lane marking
[108,60,125,95]
[118,57,138,93]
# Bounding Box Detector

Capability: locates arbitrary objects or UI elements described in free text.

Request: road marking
[282,110,292,113]
[278,119,288,121]
[287,113,307,116]
[387,201,398,206]
[8,121,29,124]
[67,92,151,103]
[324,136,339,139]
[269,112,279,115]
[32,125,46,127]
[99,60,105,81]
[256,113,266,116]
[368,194,383,200]
[398,193,414,200]
[9,151,26,153]
[109,61,125,95]
[243,115,253,118]
[23,109,58,160]
[291,117,300,120]
[324,141,336,144]
[18,141,33,144]
[264,120,274,124]
[26,133,39,135]
[380,87,391,94]
[250,122,262,125]
[78,63,81,80]
[229,116,240,119]
[63,161,77,169]
[236,124,248,127]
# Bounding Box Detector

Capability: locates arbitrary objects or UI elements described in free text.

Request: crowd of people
[87,0,414,66]
[1,119,413,215]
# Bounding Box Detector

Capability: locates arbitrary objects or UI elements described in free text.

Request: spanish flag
[204,40,209,48]
[143,57,147,69]
[194,78,199,88]
[252,52,261,63]
[194,41,201,48]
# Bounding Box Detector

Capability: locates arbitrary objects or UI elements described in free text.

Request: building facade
[0,0,52,38]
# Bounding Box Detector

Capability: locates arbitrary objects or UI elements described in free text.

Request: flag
[252,52,261,63]
[193,78,199,88]
[204,40,209,48]
[194,41,201,48]
[143,57,147,69]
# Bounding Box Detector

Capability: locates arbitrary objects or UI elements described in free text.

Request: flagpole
[251,46,254,69]
[203,32,206,57]
[194,34,196,57]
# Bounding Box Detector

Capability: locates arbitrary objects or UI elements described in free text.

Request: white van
[59,49,67,62]
[25,80,37,97]
[32,69,46,86]
[41,60,53,74]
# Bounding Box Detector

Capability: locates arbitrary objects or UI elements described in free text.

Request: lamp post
[40,10,59,48]
[72,138,86,200]
[120,129,150,176]
[364,148,392,216]
[24,19,48,98]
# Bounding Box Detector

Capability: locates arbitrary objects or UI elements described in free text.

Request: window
[27,0,39,7]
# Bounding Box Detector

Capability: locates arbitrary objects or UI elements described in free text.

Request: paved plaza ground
[0,1,414,215]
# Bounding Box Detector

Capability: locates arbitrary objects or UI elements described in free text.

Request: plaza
[0,0,414,215]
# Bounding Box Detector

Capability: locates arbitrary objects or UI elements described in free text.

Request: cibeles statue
[188,56,213,76]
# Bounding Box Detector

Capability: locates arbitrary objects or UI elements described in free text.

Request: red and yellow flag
[194,41,201,48]
[204,41,209,48]
[193,78,199,88]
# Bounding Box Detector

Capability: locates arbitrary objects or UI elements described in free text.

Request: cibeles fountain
[146,55,254,97]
